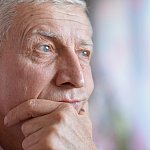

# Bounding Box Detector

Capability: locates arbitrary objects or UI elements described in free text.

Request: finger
[79,101,89,116]
[21,113,56,137]
[26,143,41,150]
[22,127,45,149]
[25,140,44,150]
[22,103,77,137]
[79,101,92,131]
[57,102,77,114]
[4,99,62,127]
[23,126,61,150]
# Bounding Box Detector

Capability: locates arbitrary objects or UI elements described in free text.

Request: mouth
[58,99,85,112]
[59,99,80,103]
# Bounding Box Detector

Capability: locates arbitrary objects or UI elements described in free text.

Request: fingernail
[80,108,85,112]
[4,116,8,126]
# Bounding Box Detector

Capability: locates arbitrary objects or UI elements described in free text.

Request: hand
[4,99,97,150]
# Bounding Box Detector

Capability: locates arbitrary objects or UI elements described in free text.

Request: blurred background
[87,0,150,150]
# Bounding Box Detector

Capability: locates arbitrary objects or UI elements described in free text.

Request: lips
[59,99,80,103]
[59,99,83,112]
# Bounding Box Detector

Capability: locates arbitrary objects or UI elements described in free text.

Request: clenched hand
[4,99,97,150]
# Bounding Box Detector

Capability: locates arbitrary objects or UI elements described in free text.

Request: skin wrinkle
[26,34,60,64]
[37,4,87,21]
[33,32,93,59]
[36,30,93,40]
[34,32,64,55]
[15,22,91,55]
[19,10,90,26]
[36,30,93,48]
[0,1,86,40]
[15,3,88,26]
[20,25,50,54]
[0,2,95,149]
[36,36,85,99]
[21,25,93,58]
[49,9,86,17]
[40,18,89,26]
[11,4,92,54]
[55,50,86,88]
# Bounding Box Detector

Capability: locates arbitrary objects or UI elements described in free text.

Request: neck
[0,114,24,150]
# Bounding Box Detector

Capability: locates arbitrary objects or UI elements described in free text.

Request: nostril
[55,70,84,88]
[60,82,74,88]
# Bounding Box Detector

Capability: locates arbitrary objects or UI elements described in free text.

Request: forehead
[14,3,93,40]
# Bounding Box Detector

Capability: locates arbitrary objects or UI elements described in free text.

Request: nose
[55,52,85,88]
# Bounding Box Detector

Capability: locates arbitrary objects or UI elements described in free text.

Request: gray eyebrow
[35,30,62,39]
[80,40,93,47]
[34,30,93,47]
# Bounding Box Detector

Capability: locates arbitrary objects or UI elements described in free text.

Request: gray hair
[0,0,87,40]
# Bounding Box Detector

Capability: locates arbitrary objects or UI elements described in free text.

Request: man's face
[0,3,94,115]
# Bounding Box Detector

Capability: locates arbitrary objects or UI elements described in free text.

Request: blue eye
[40,45,50,52]
[81,50,90,57]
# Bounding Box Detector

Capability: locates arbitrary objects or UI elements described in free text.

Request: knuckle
[44,140,53,150]
[61,103,75,113]
[56,111,68,123]
[47,125,59,136]
[56,103,76,124]
[26,99,38,115]
[42,133,56,149]
[51,125,60,135]
[41,127,60,149]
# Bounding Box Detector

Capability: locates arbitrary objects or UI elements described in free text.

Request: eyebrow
[80,40,93,47]
[34,30,93,47]
[35,30,61,39]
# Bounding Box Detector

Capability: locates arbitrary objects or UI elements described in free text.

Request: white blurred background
[87,0,150,150]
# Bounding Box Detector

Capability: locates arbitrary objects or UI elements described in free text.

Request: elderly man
[0,0,96,149]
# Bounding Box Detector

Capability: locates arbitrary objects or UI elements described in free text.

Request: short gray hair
[0,0,87,40]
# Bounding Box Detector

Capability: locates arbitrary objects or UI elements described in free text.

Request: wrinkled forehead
[14,2,92,32]
[9,2,93,47]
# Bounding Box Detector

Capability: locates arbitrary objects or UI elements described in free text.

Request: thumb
[79,101,93,136]
[79,101,89,116]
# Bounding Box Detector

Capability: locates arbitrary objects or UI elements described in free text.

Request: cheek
[0,55,55,113]
[83,66,94,96]
[17,62,55,101]
[21,67,49,98]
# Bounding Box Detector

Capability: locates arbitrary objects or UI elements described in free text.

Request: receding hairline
[0,0,88,41]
